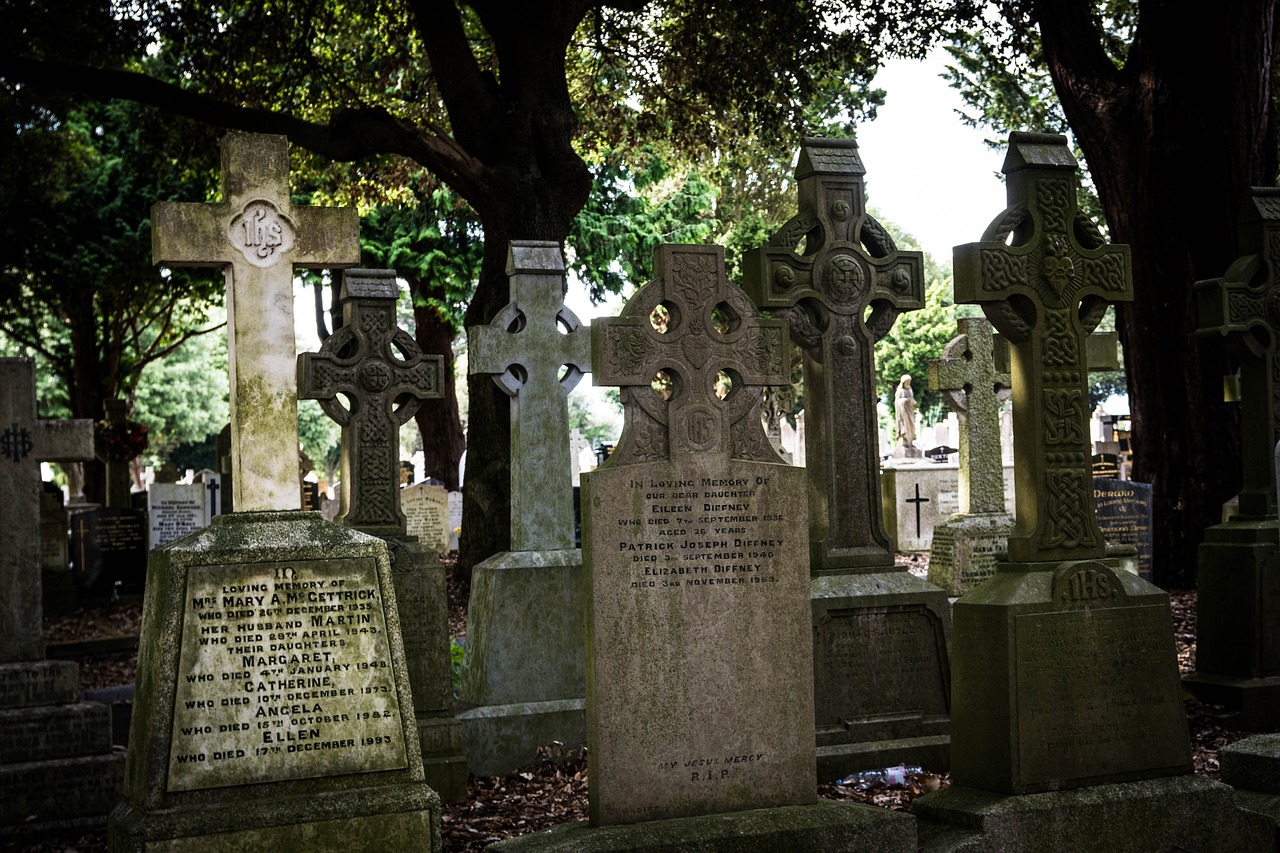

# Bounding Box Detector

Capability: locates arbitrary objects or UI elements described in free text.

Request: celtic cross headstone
[743,136,924,570]
[468,241,592,551]
[0,358,95,662]
[583,243,815,825]
[298,268,444,537]
[953,131,1133,564]
[152,132,359,511]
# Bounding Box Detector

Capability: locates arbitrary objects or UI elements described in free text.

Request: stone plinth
[457,549,585,776]
[109,511,440,852]
[881,460,1015,554]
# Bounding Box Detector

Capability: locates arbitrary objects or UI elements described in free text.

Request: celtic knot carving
[1037,179,1071,233]
[1083,253,1128,294]
[1044,471,1097,549]
[771,213,817,251]
[1043,389,1085,446]
[1043,310,1078,366]
[981,250,1029,291]
[1229,292,1267,325]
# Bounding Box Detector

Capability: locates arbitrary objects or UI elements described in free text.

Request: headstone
[194,468,222,521]
[70,506,148,596]
[0,357,123,830]
[402,481,451,555]
[40,482,76,614]
[459,242,592,775]
[447,491,462,553]
[496,242,912,848]
[1093,477,1154,579]
[913,132,1216,847]
[298,267,466,800]
[1184,186,1280,729]
[925,317,1016,596]
[1091,452,1121,479]
[742,136,953,776]
[112,133,440,851]
[882,459,1017,555]
[147,481,210,548]
[300,478,320,512]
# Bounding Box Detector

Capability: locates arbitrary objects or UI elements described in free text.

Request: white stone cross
[0,357,95,662]
[152,133,359,511]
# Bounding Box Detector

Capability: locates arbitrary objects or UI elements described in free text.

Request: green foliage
[132,313,230,467]
[874,276,959,427]
[297,399,342,483]
[450,638,465,701]
[568,392,621,447]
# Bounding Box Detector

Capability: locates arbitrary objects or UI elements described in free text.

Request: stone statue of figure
[895,374,917,448]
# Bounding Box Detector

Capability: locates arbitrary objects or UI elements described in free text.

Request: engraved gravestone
[585,244,818,823]
[1093,478,1154,580]
[914,135,1192,837]
[401,481,451,555]
[742,137,952,776]
[0,357,123,830]
[459,242,592,775]
[298,267,466,801]
[1185,186,1280,728]
[111,133,440,852]
[926,317,1016,595]
[147,481,210,548]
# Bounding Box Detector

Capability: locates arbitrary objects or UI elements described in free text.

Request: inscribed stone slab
[402,482,451,555]
[148,482,210,549]
[1093,478,1154,580]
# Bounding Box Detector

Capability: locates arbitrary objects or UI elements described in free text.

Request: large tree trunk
[1038,0,1277,588]
[407,275,467,491]
[67,294,107,504]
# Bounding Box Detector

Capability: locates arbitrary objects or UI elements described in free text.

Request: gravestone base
[913,775,1254,852]
[459,549,585,776]
[811,572,952,780]
[1215,731,1280,843]
[1184,517,1280,729]
[0,660,124,830]
[950,559,1191,795]
[927,513,1012,598]
[486,800,916,853]
[111,511,441,853]
[417,713,469,801]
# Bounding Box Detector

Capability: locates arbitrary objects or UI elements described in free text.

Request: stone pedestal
[1183,517,1280,730]
[109,511,440,852]
[1218,732,1280,846]
[914,776,1255,852]
[0,660,124,832]
[927,513,1013,598]
[488,801,916,853]
[457,549,585,776]
[812,572,952,778]
[386,537,467,801]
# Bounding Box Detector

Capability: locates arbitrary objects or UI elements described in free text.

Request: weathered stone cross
[928,317,1010,517]
[1196,187,1280,517]
[954,131,1133,563]
[743,137,924,571]
[592,243,790,463]
[298,268,444,538]
[468,242,592,552]
[1,358,95,662]
[152,132,359,512]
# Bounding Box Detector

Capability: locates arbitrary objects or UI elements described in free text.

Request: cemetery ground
[12,554,1245,853]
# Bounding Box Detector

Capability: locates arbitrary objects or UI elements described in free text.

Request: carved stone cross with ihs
[592,244,789,465]
[1196,187,1280,518]
[297,269,443,538]
[954,131,1133,564]
[152,132,359,512]
[469,242,592,553]
[743,137,924,571]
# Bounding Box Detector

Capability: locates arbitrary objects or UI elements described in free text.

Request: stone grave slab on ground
[742,137,953,777]
[147,481,210,549]
[0,356,124,833]
[491,243,915,851]
[111,132,440,852]
[459,242,591,776]
[298,266,466,801]
[1184,186,1280,730]
[912,131,1237,852]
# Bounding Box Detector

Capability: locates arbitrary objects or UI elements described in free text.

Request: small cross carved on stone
[298,269,443,538]
[593,244,789,465]
[954,131,1133,564]
[1196,186,1280,517]
[742,136,924,571]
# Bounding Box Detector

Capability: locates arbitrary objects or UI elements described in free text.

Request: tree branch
[1033,0,1127,113]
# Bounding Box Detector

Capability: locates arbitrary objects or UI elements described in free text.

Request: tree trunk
[407,275,467,491]
[66,294,106,504]
[1038,0,1277,588]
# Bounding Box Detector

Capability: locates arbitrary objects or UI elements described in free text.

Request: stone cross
[468,242,592,552]
[594,244,790,464]
[743,137,924,570]
[928,317,1010,516]
[298,268,444,538]
[1,357,95,662]
[96,398,135,510]
[1196,186,1280,518]
[152,132,359,512]
[953,131,1133,563]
